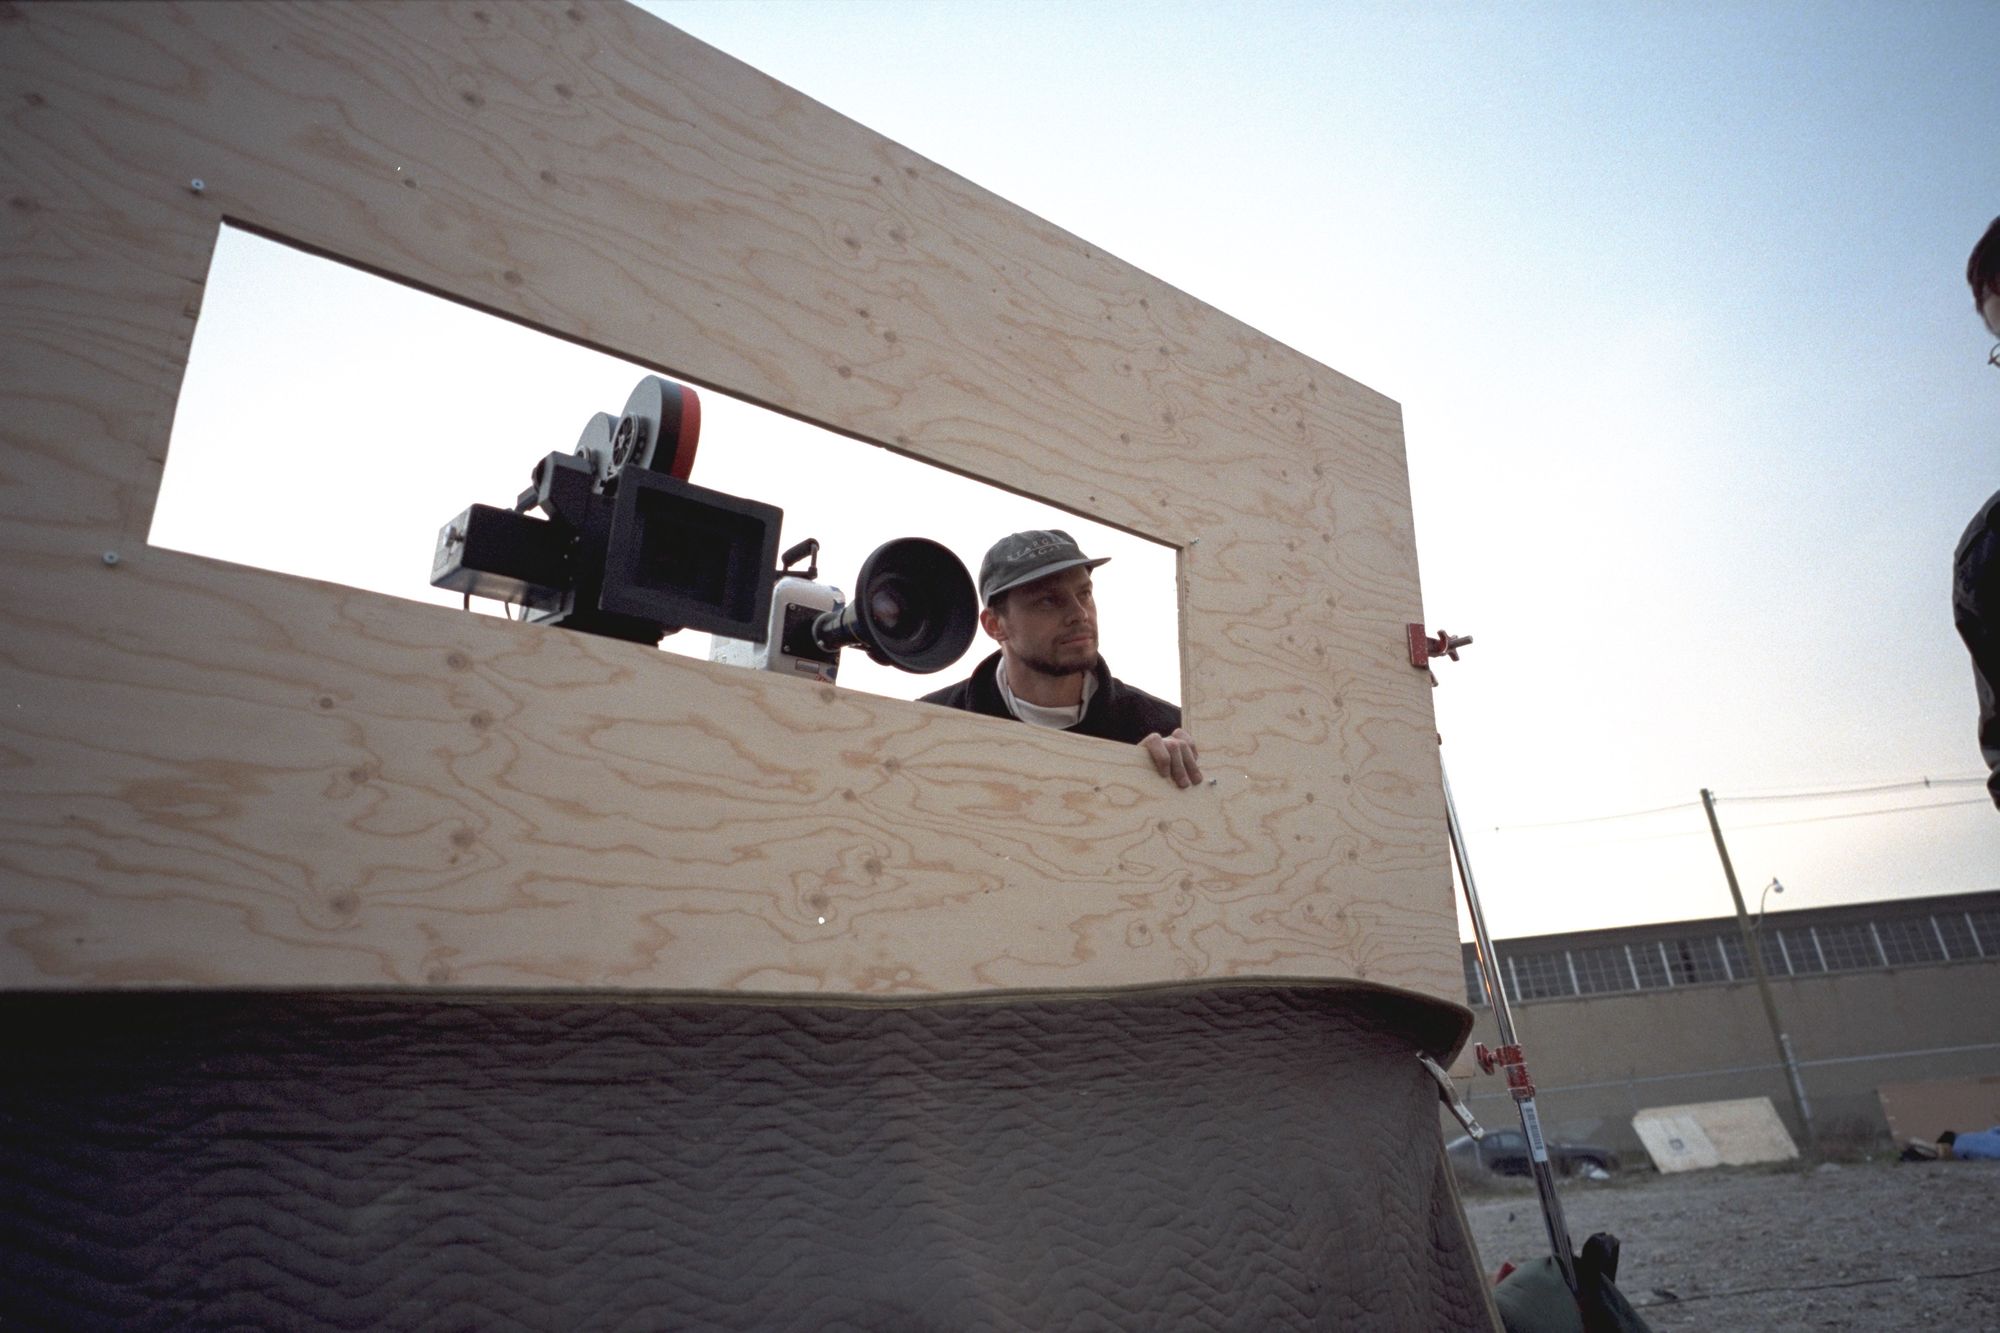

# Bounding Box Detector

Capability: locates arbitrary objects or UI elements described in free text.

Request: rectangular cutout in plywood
[152,224,1183,707]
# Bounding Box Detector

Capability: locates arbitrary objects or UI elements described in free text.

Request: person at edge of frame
[1955,215,2000,810]
[918,529,1203,789]
[1937,1127,2000,1161]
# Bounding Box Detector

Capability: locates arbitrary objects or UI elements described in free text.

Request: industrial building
[1452,887,2000,1155]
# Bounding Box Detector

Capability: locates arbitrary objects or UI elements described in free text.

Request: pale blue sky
[157,2,1999,937]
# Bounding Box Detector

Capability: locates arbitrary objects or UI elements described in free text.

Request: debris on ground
[1463,1159,2000,1331]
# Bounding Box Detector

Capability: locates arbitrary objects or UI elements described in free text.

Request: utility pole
[1700,788,1816,1148]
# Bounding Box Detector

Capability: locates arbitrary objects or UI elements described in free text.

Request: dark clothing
[1955,489,2000,809]
[919,651,1181,744]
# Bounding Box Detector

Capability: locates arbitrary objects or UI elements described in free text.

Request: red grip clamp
[1407,625,1472,669]
[1473,1042,1537,1099]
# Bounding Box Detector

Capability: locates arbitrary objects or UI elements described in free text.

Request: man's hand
[1139,728,1203,789]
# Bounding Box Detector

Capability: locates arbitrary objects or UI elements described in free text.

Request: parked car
[1443,1129,1620,1178]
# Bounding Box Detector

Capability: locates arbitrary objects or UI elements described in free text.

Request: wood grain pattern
[0,0,1458,1000]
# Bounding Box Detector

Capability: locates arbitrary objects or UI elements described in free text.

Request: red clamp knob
[1407,625,1473,669]
[1473,1042,1529,1089]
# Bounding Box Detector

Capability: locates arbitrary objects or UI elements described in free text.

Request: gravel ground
[1461,1159,2000,1331]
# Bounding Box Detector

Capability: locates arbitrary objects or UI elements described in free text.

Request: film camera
[430,376,977,681]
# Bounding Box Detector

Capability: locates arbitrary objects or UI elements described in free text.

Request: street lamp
[1700,790,1816,1147]
[1756,877,1785,929]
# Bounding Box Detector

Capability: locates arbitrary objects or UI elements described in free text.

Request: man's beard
[1014,643,1095,680]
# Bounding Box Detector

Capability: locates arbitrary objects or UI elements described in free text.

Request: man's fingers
[1173,728,1203,786]
[1139,730,1202,788]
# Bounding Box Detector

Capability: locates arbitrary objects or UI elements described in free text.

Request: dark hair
[1938,1130,1959,1146]
[1968,217,2000,304]
[985,589,1010,616]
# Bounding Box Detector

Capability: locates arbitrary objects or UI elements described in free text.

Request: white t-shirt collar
[996,658,1096,730]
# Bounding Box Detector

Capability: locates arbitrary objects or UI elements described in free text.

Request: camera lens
[811,538,976,673]
[869,583,908,631]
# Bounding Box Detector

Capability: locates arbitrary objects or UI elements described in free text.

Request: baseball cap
[978,529,1110,604]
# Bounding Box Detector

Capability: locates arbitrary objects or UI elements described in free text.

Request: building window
[1935,913,1979,961]
[1463,950,1488,1007]
[1571,946,1636,995]
[1768,929,1795,974]
[1815,922,1883,971]
[1462,898,1997,1009]
[1723,930,1791,978]
[1771,930,1795,972]
[1509,950,1575,1000]
[1968,909,2000,957]
[1716,933,1762,979]
[1777,926,1825,973]
[1664,936,1731,985]
[1876,916,1945,966]
[1627,941,1670,990]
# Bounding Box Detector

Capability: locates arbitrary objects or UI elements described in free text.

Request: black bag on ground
[1493,1233,1654,1333]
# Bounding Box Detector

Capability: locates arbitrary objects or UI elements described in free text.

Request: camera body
[709,574,845,683]
[431,377,780,646]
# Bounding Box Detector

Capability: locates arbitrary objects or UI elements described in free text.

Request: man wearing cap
[919,530,1203,788]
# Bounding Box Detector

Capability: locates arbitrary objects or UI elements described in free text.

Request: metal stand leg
[1442,762,1580,1294]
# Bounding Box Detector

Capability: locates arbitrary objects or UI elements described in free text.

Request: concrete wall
[1443,957,2000,1156]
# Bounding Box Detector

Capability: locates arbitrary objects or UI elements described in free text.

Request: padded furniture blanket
[1,982,1497,1330]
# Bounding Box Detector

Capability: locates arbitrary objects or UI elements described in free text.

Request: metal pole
[1445,765,1516,1048]
[1442,763,1579,1293]
[1698,788,1817,1148]
[1778,1034,1813,1131]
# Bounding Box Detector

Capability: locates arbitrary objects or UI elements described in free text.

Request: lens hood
[815,537,977,673]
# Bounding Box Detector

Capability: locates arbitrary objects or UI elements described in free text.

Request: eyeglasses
[1990,341,2000,369]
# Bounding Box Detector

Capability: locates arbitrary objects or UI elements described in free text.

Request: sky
[154,0,1999,938]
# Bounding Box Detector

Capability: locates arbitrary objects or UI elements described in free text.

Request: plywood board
[0,2,1456,1000]
[1878,1076,2000,1145]
[1632,1097,1797,1173]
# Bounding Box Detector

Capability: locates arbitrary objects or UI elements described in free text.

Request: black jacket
[1955,488,2000,808]
[918,651,1181,744]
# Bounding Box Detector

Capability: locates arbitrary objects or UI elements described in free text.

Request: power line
[1488,792,1984,836]
[1491,773,1989,833]
[1703,795,1990,833]
[1494,800,1698,832]
[1721,775,1987,803]
[1537,796,1991,844]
